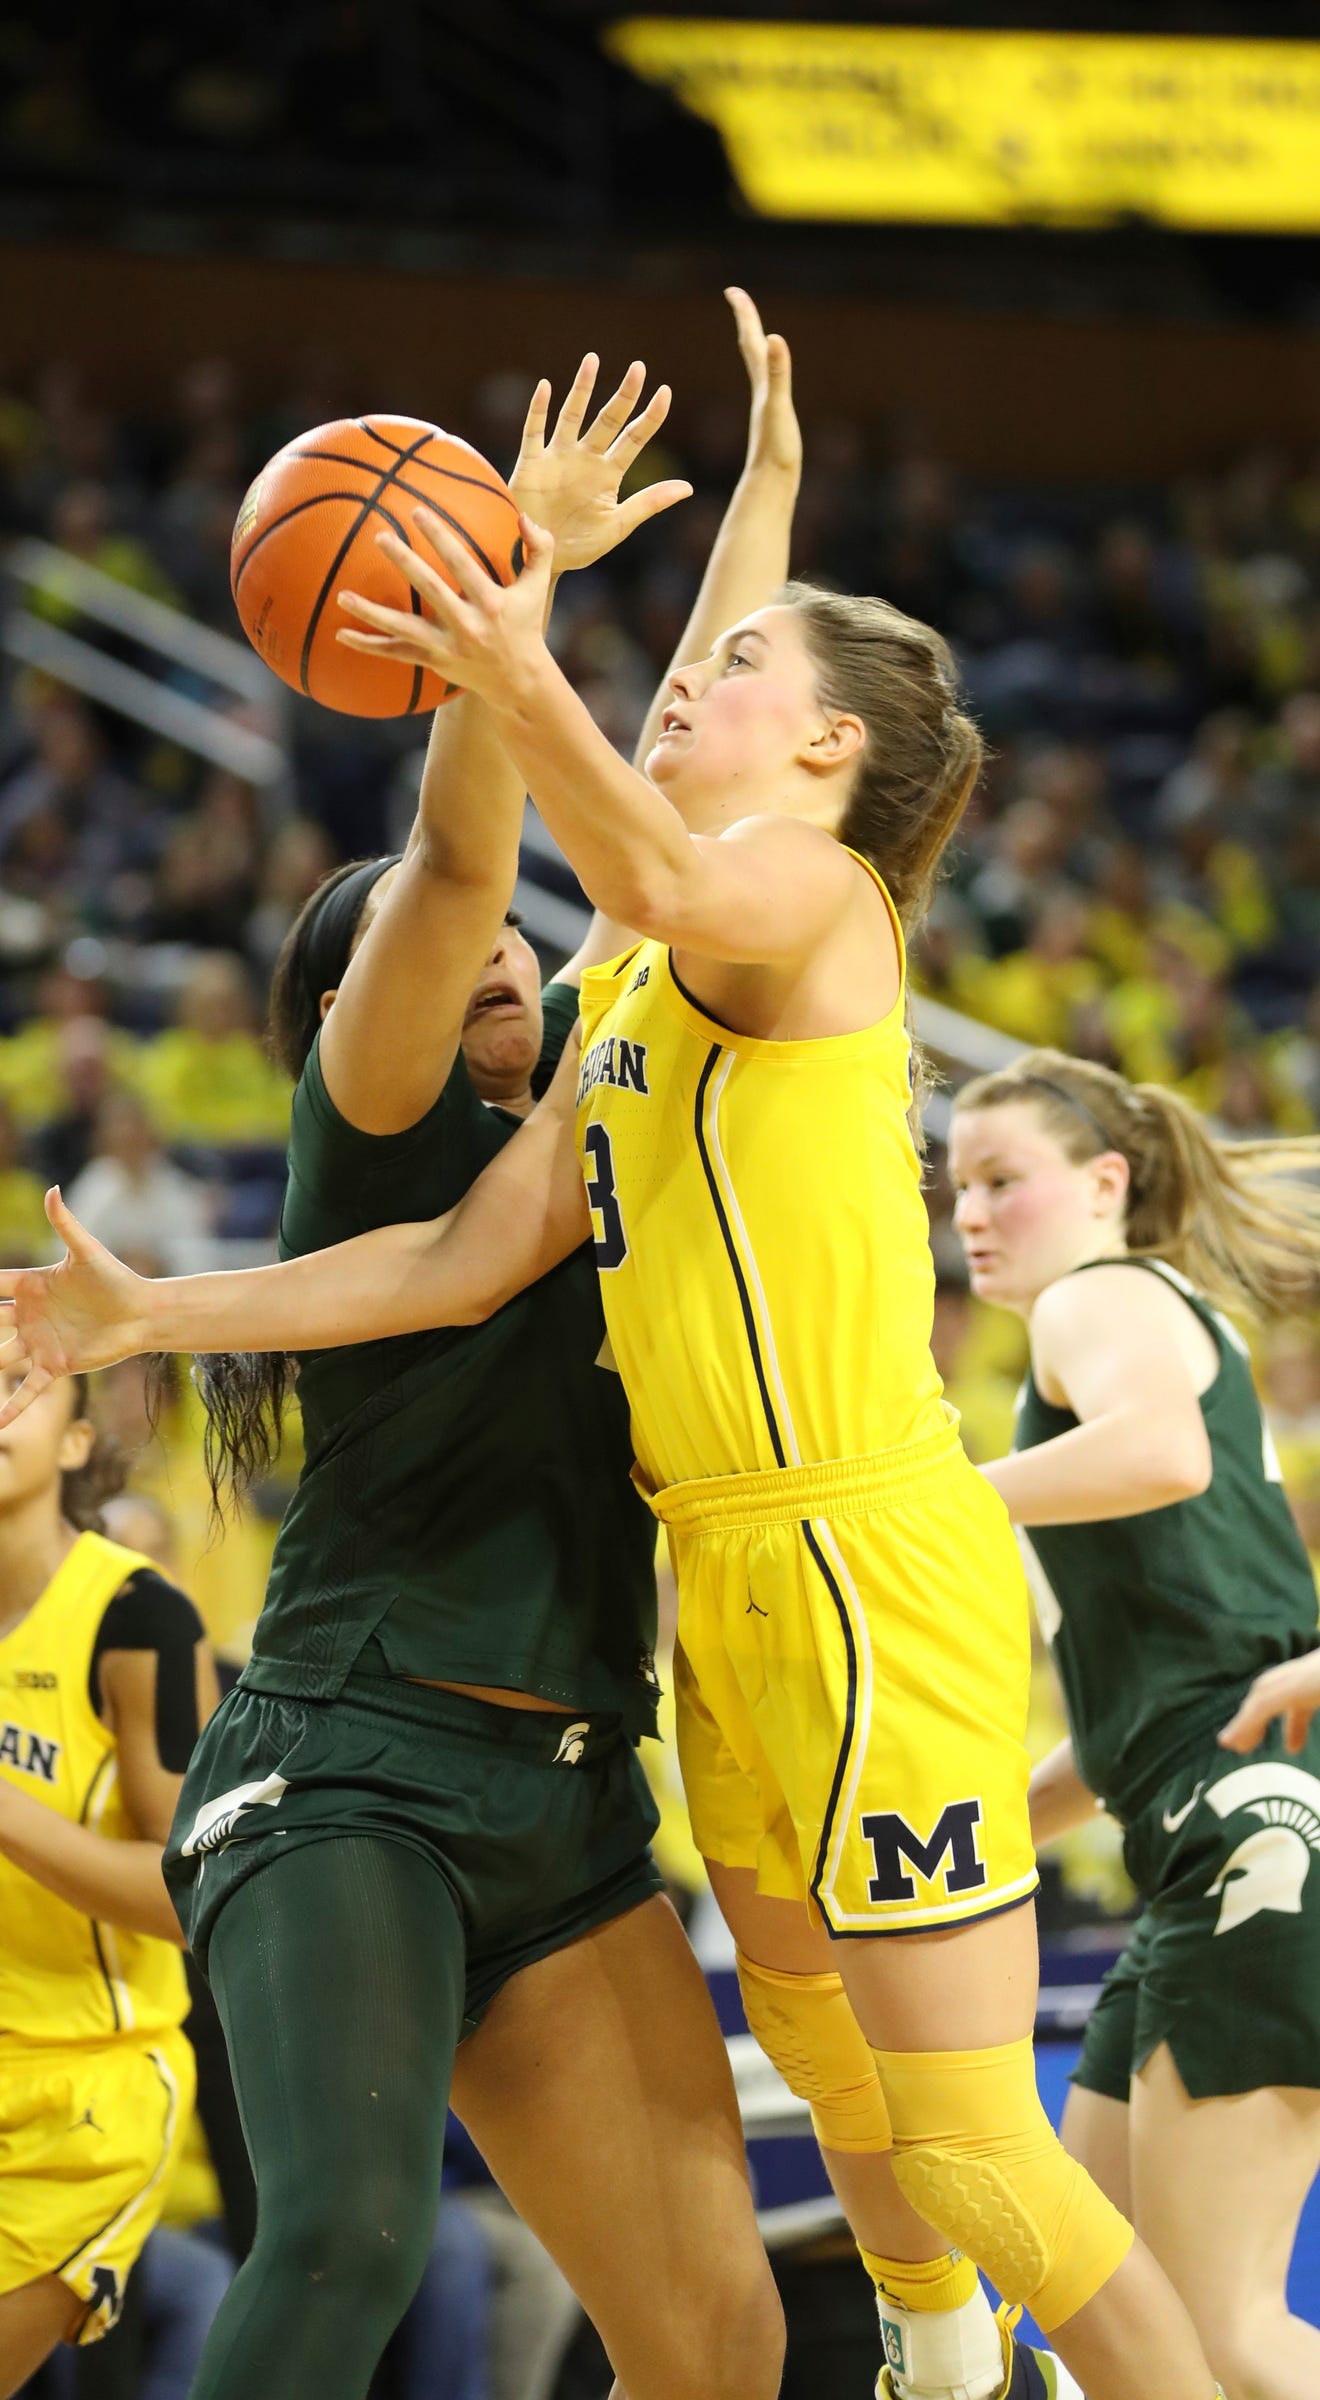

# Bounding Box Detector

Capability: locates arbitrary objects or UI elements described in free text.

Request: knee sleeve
[736,1951,892,2154]
[872,2038,1134,2331]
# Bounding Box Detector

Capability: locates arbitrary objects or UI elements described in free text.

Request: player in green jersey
[948,1047,1320,2400]
[3,335,796,2400]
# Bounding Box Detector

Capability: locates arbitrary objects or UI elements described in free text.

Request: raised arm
[321,358,690,1130]
[0,1045,590,1417]
[552,289,802,992]
[631,287,800,773]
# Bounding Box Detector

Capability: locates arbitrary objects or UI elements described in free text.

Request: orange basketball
[230,415,522,718]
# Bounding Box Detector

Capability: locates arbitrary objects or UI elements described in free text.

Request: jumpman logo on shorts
[70,2106,102,2134]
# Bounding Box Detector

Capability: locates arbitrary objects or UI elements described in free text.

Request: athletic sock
[860,2247,1005,2400]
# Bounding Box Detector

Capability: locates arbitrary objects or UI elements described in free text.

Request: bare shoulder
[1031,1261,1212,1406]
[1033,1262,1167,1350]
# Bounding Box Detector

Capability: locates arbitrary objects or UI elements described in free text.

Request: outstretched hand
[338,508,557,706]
[726,286,801,484]
[507,353,692,573]
[0,1190,152,1425]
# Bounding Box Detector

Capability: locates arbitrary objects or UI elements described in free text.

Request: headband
[1016,1072,1120,1152]
[300,855,403,1004]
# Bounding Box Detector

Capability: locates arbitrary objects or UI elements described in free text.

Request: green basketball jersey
[241,980,660,1736]
[1014,1257,1319,1823]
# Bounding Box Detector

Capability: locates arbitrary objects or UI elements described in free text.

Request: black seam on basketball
[329,439,518,510]
[286,455,513,578]
[351,422,517,515]
[356,419,407,459]
[234,490,436,707]
[231,492,391,598]
[298,430,436,697]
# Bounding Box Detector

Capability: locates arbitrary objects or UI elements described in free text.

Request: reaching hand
[0,1191,153,1425]
[337,509,556,705]
[1219,1651,1320,1756]
[507,354,692,574]
[727,286,801,485]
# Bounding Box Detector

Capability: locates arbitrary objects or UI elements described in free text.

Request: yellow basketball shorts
[0,2025,195,2342]
[657,1423,1039,1936]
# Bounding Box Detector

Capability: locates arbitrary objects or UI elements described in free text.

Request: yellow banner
[607,20,1320,230]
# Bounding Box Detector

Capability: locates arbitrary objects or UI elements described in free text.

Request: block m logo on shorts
[861,1799,988,1904]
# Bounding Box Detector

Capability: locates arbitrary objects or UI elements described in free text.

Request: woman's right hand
[0,1190,153,1424]
[727,286,802,486]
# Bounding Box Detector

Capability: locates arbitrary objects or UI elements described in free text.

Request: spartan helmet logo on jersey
[1204,1762,1320,1937]
[553,1722,591,1767]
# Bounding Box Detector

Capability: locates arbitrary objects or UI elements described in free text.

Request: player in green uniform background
[34,329,784,2400]
[950,1046,1320,2400]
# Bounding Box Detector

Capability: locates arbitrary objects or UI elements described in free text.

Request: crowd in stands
[1,345,1319,1611]
[3,339,1320,2398]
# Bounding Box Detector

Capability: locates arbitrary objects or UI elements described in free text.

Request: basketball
[229,415,523,718]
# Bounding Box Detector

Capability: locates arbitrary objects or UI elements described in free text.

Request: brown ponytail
[782,581,984,937]
[954,1047,1320,1322]
[783,580,983,1135]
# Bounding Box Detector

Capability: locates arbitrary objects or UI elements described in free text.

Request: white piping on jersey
[704,1050,803,1469]
[704,1050,887,1927]
[65,2043,182,2285]
[809,1515,878,1924]
[85,1758,135,2033]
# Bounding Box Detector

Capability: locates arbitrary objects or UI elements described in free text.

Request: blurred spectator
[138,951,289,1143]
[65,1089,213,1269]
[30,1011,118,1187]
[0,692,153,902]
[0,1092,56,1260]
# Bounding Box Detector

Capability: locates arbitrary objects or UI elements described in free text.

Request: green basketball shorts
[165,1662,663,2036]
[1073,1719,1320,2103]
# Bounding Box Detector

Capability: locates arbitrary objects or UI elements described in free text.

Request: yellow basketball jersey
[575,860,947,1494]
[0,1533,189,2045]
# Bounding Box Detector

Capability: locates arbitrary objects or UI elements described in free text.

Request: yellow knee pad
[872,2038,1134,2331]
[735,1951,892,2155]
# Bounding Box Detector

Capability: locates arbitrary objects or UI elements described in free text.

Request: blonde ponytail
[954,1048,1320,1322]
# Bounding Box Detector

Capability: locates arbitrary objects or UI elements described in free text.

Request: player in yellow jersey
[0,1365,217,2394]
[0,311,1231,2400]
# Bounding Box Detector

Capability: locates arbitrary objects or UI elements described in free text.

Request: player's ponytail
[783,581,983,939]
[784,580,983,1131]
[195,852,403,1518]
[193,1351,294,1521]
[955,1048,1320,1322]
[61,1373,129,1532]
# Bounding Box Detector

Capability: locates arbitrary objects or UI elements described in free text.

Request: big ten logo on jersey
[861,1799,987,1904]
[576,1034,650,1105]
[627,963,650,994]
[0,1719,61,1783]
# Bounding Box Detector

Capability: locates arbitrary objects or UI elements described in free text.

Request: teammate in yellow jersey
[0,1365,218,2394]
[0,303,1230,2400]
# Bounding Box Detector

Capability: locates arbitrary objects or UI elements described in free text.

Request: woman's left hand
[337,509,556,705]
[507,353,692,574]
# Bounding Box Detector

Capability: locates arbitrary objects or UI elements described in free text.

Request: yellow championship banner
[606,20,1320,230]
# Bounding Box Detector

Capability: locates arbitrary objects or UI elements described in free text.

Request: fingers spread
[613,480,693,541]
[585,359,648,455]
[517,376,552,458]
[610,382,673,467]
[400,512,497,610]
[551,353,600,447]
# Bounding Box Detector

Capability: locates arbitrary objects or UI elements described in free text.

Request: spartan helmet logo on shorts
[1204,1762,1320,1936]
[553,1722,591,1767]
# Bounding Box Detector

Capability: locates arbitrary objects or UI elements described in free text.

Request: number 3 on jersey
[583,1122,628,1270]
